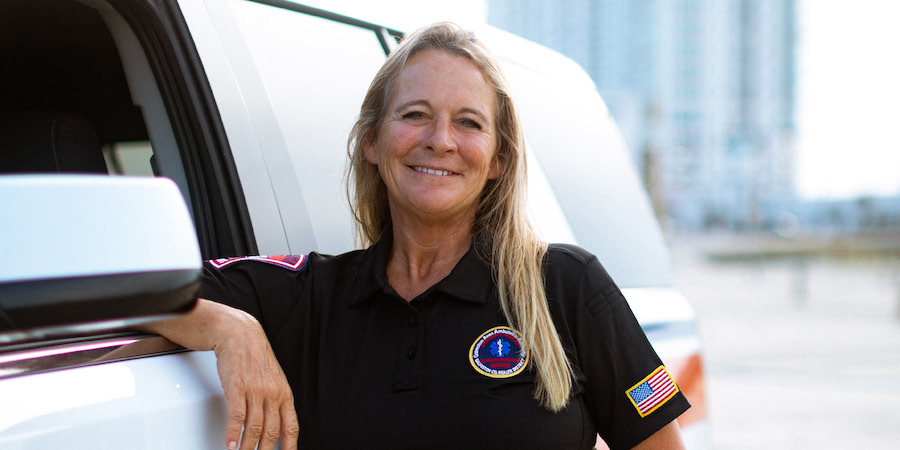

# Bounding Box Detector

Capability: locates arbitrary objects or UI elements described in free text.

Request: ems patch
[208,255,307,271]
[469,326,529,378]
[626,365,679,417]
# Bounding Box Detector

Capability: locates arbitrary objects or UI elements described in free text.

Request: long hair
[346,22,572,411]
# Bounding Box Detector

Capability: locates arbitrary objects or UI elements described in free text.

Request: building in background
[488,0,797,231]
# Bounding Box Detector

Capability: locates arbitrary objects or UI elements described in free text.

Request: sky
[305,0,898,201]
[795,0,900,199]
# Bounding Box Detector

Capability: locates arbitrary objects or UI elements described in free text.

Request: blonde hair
[346,22,572,411]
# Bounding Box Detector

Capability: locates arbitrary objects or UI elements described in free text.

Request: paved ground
[669,234,900,449]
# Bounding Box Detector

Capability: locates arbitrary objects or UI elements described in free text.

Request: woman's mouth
[412,166,453,176]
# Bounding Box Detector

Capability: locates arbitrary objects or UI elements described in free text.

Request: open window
[0,0,254,259]
[0,0,259,362]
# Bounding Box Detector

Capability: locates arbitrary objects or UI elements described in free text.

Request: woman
[150,23,688,450]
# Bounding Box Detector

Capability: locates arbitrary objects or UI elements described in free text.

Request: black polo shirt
[201,236,689,449]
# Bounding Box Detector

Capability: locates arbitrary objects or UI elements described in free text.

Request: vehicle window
[0,0,203,363]
[0,0,150,177]
[231,1,388,253]
[2,0,255,259]
[104,141,155,176]
[0,1,188,180]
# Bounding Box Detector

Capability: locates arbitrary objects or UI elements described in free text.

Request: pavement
[669,234,900,449]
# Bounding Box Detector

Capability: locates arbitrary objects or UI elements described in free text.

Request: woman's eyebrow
[394,99,430,111]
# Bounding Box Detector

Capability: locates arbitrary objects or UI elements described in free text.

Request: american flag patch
[208,255,307,271]
[626,365,679,417]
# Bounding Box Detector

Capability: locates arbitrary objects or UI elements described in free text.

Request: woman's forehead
[389,50,495,112]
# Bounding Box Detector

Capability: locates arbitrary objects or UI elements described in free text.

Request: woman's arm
[631,420,686,450]
[143,299,299,450]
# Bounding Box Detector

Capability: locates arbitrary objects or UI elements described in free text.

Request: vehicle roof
[478,26,675,288]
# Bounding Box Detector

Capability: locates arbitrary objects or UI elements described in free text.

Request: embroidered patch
[626,365,679,417]
[208,255,307,271]
[469,326,529,378]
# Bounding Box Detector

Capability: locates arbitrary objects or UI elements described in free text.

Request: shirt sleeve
[200,255,310,337]
[548,248,690,450]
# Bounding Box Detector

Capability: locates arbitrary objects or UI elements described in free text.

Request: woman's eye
[403,111,426,120]
[460,118,482,130]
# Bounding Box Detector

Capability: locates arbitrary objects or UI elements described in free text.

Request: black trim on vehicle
[106,0,258,259]
[0,270,198,331]
[376,27,402,54]
[250,0,404,54]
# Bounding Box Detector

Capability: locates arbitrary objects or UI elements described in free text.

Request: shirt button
[407,347,417,359]
[408,316,418,327]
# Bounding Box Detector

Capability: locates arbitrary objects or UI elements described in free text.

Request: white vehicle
[0,0,706,448]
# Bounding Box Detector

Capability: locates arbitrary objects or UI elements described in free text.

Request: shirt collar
[348,231,495,307]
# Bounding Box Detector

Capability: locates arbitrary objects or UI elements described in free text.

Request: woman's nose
[425,117,455,153]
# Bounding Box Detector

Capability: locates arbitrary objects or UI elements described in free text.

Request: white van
[0,0,706,447]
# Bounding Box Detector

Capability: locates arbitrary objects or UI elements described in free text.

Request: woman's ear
[363,131,378,165]
[488,152,504,180]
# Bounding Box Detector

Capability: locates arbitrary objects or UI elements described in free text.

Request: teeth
[414,166,452,176]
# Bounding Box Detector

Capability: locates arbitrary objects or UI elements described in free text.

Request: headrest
[0,111,108,173]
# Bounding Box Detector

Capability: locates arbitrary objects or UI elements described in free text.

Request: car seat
[0,111,108,173]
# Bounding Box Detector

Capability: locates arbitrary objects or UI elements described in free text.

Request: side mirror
[0,175,201,343]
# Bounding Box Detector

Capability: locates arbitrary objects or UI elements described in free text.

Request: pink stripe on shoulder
[208,255,307,271]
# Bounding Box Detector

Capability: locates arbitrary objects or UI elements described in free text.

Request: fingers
[239,396,268,450]
[233,397,296,450]
[224,381,298,450]
[224,396,246,450]
[252,398,283,450]
[280,400,301,450]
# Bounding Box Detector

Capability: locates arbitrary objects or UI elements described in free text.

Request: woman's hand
[212,306,299,450]
[143,300,299,450]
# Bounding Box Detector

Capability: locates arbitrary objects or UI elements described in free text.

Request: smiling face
[365,50,500,228]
